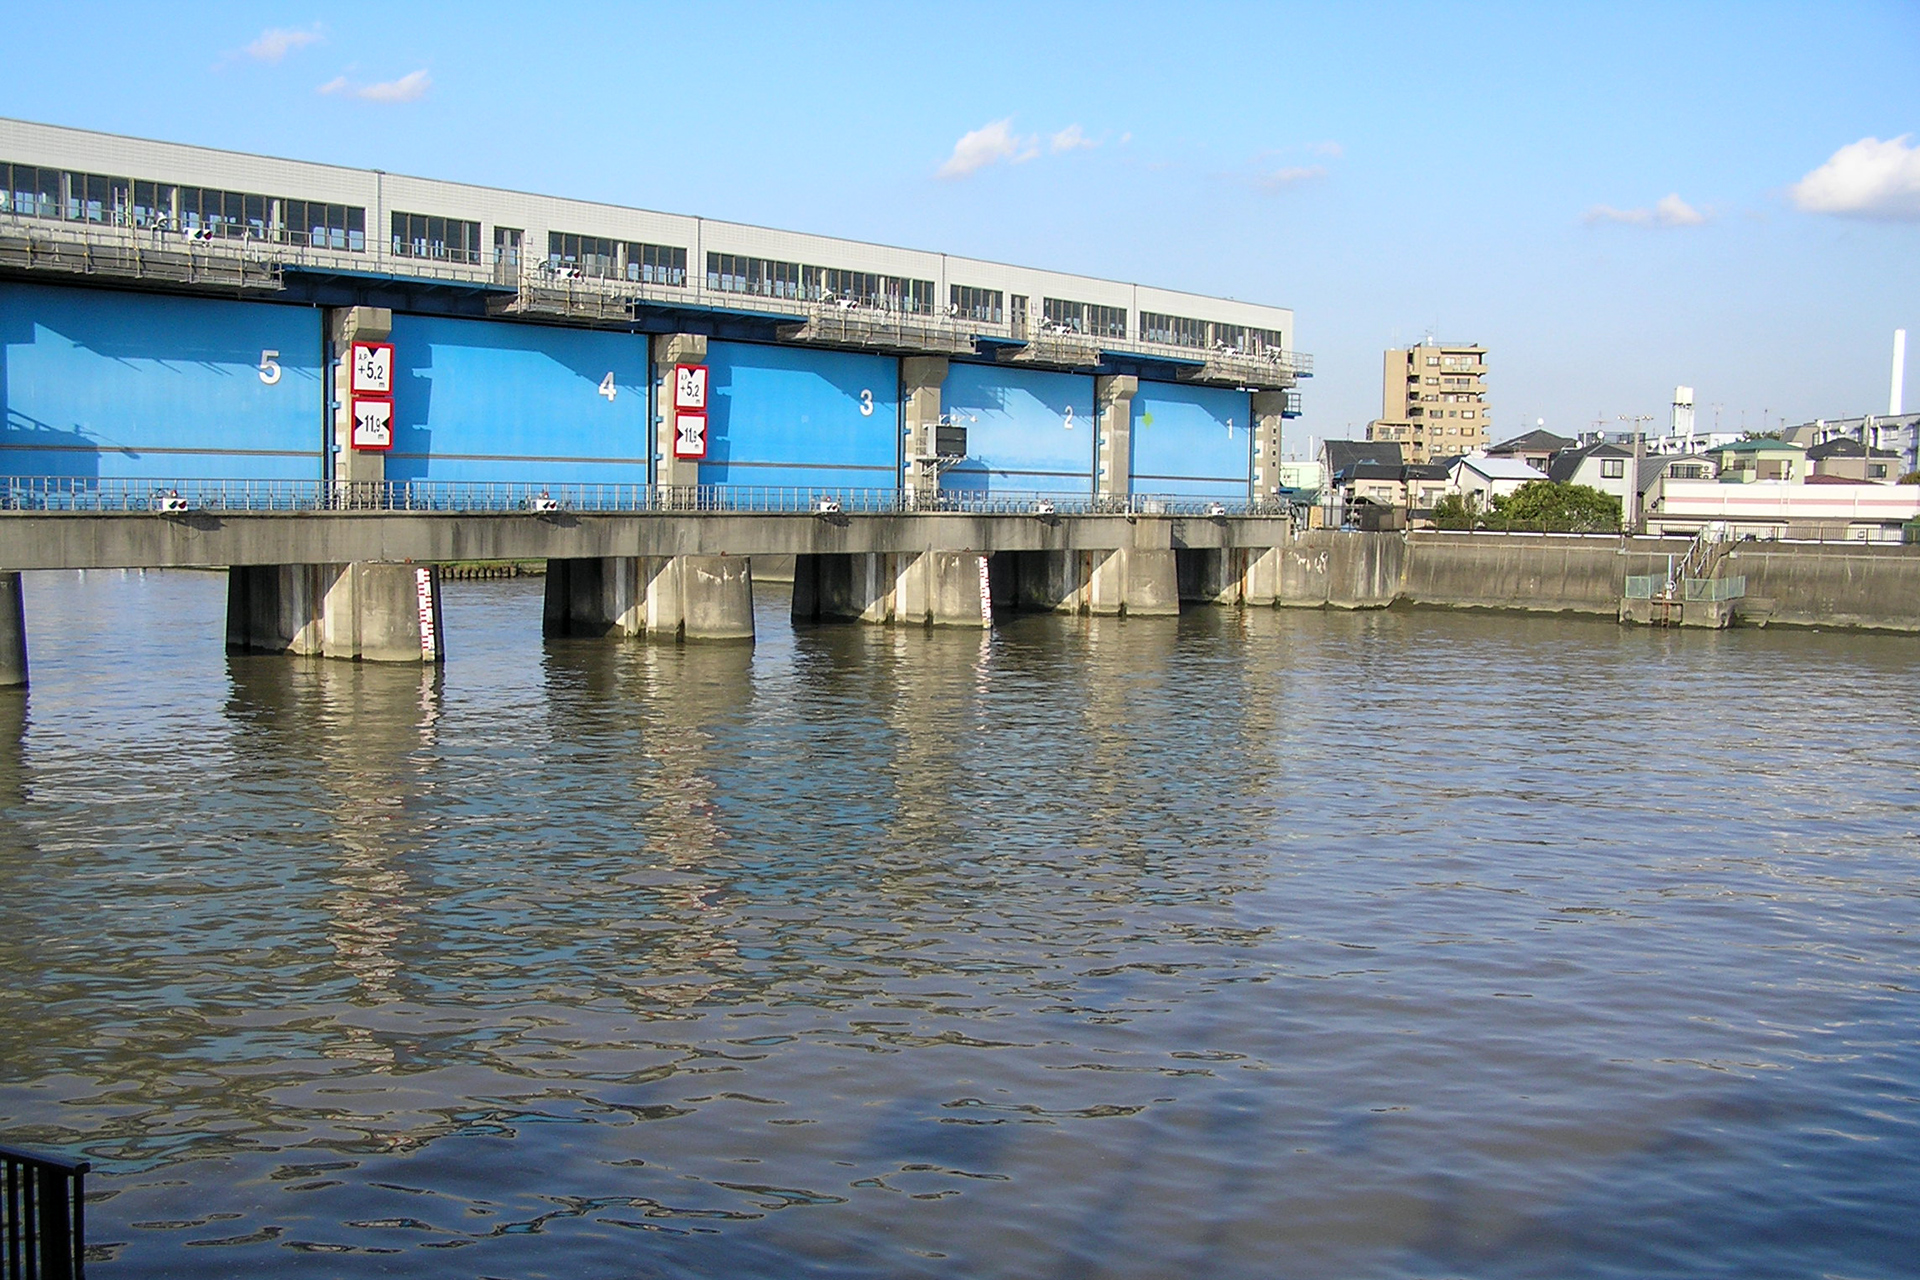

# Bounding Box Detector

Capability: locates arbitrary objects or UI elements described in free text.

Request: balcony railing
[0,476,1288,519]
[1,1142,89,1280]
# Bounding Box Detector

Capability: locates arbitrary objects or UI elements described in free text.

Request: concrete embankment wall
[1277,531,1920,632]
[1727,543,1920,631]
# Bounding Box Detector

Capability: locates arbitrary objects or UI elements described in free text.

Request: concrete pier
[228,562,445,662]
[895,552,993,628]
[0,572,26,687]
[1088,547,1179,616]
[545,555,755,642]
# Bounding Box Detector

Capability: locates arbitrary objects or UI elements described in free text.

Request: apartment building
[1365,341,1490,464]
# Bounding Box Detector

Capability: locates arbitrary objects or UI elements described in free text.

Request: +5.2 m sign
[350,341,395,451]
[673,363,708,459]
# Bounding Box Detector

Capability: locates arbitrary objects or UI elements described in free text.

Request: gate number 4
[598,372,616,401]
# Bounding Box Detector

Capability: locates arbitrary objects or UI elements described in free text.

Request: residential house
[1317,440,1404,526]
[1712,438,1806,483]
[1547,442,1636,521]
[1485,428,1574,474]
[1447,454,1542,510]
[1806,437,1902,482]
[1645,478,1920,542]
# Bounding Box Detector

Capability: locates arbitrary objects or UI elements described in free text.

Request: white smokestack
[1893,329,1907,416]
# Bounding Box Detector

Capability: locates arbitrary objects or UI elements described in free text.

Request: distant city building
[1365,341,1489,463]
[1781,413,1919,476]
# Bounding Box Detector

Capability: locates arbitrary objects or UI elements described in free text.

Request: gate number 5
[257,350,281,385]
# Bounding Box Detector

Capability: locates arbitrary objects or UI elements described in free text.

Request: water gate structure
[0,119,1311,681]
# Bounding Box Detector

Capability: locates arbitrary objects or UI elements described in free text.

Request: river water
[1,569,1916,1279]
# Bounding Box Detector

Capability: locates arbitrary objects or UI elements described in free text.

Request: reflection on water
[1,569,1918,1278]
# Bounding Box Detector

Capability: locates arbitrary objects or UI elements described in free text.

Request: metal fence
[1,1144,88,1279]
[0,477,1284,520]
[1683,575,1747,602]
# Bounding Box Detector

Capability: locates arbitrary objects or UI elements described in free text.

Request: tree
[1431,492,1478,530]
[1899,471,1920,485]
[1485,480,1621,532]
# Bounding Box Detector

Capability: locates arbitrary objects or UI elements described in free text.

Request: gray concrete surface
[0,511,1287,572]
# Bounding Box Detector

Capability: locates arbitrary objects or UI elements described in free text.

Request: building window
[632,241,687,286]
[494,226,522,267]
[1462,410,1475,419]
[280,199,365,251]
[392,211,482,263]
[1426,356,1440,366]
[1042,297,1127,339]
[951,285,1004,323]
[0,161,365,249]
[1141,311,1208,348]
[706,253,804,299]
[887,276,936,314]
[1601,459,1625,478]
[556,234,687,284]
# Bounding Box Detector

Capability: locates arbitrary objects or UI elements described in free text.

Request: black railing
[1,1144,88,1280]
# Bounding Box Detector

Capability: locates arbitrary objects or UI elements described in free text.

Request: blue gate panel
[1,281,322,483]
[940,362,1094,496]
[1130,381,1252,499]
[387,315,649,486]
[700,341,899,493]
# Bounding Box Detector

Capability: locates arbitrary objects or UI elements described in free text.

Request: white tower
[1892,330,1907,416]
[1671,386,1695,450]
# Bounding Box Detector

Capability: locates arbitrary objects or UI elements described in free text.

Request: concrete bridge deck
[0,509,1286,572]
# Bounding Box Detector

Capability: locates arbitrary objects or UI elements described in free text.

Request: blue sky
[4,1,1916,454]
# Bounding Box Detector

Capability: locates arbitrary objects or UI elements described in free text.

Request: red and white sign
[673,412,708,459]
[350,397,394,451]
[674,363,708,411]
[350,342,394,396]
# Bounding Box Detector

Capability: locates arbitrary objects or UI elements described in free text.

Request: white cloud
[1790,135,1920,220]
[1308,140,1344,158]
[1258,164,1326,191]
[1050,124,1097,154]
[1584,193,1707,227]
[318,69,432,103]
[937,118,1041,178]
[359,70,431,102]
[245,25,322,62]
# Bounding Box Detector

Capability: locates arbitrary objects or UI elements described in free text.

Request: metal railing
[0,476,1286,519]
[1,1144,88,1280]
[1683,574,1746,602]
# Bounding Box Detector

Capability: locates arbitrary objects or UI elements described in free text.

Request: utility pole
[1618,414,1653,533]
